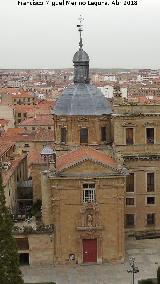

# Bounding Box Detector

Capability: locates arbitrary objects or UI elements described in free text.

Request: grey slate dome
[53,83,112,115]
[73,49,89,62]
[53,22,112,116]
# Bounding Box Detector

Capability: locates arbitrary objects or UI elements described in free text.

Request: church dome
[73,49,89,62]
[52,83,112,116]
[52,20,112,116]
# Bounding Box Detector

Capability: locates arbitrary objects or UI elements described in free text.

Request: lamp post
[127,256,139,284]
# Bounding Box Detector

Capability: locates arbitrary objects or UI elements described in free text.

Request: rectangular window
[125,214,135,227]
[146,128,154,144]
[32,127,35,131]
[24,143,29,148]
[147,173,154,192]
[24,113,27,118]
[147,213,155,226]
[83,184,95,203]
[61,127,67,144]
[80,128,88,144]
[18,113,21,117]
[147,196,155,205]
[101,127,106,142]
[126,173,134,192]
[126,197,134,206]
[126,128,133,145]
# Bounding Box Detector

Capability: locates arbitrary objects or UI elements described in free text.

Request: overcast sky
[0,0,160,69]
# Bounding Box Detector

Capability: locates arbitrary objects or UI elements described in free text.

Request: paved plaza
[22,237,160,284]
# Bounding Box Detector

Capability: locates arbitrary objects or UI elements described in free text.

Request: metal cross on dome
[77,15,84,49]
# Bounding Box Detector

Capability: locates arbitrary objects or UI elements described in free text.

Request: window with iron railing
[83,184,95,203]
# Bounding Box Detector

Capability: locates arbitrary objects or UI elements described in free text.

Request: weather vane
[77,15,84,49]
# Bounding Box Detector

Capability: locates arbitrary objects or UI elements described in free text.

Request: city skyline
[0,0,160,69]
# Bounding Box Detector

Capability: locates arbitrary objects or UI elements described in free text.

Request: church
[40,21,127,264]
[14,21,160,265]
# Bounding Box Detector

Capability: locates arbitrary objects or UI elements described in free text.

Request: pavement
[22,237,160,284]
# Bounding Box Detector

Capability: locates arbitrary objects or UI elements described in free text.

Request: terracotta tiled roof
[128,95,160,104]
[19,114,54,126]
[2,154,26,186]
[56,147,117,173]
[0,119,9,127]
[12,91,33,98]
[28,150,47,166]
[0,88,18,94]
[1,127,54,143]
[0,142,14,158]
[13,104,36,113]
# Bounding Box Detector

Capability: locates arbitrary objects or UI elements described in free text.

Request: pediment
[58,159,121,177]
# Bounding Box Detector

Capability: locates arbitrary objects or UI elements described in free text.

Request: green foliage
[0,173,24,284]
[157,267,160,284]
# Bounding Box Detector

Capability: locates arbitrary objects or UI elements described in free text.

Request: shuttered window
[80,128,88,144]
[147,173,154,192]
[126,128,133,145]
[101,127,107,142]
[61,127,67,143]
[126,173,134,192]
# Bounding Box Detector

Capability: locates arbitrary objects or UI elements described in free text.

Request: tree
[0,172,24,284]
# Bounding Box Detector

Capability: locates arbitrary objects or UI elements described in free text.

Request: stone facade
[41,157,125,264]
[113,102,160,234]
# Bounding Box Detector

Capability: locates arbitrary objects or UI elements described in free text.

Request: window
[125,214,135,227]
[24,113,27,118]
[101,127,106,142]
[80,128,88,144]
[61,127,67,144]
[126,173,134,192]
[147,213,155,226]
[24,143,29,148]
[147,173,154,192]
[146,128,154,144]
[32,127,35,131]
[126,128,133,145]
[48,126,51,130]
[126,197,134,206]
[18,119,21,123]
[18,113,21,117]
[147,196,155,205]
[83,184,95,203]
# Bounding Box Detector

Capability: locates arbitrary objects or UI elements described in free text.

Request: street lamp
[127,256,139,284]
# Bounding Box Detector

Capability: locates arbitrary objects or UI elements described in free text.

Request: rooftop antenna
[77,15,84,50]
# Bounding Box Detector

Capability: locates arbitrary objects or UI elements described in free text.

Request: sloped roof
[56,147,118,173]
[19,115,54,126]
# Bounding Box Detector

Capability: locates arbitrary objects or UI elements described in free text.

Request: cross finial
[77,15,84,49]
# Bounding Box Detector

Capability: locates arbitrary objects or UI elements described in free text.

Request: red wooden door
[83,239,97,263]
